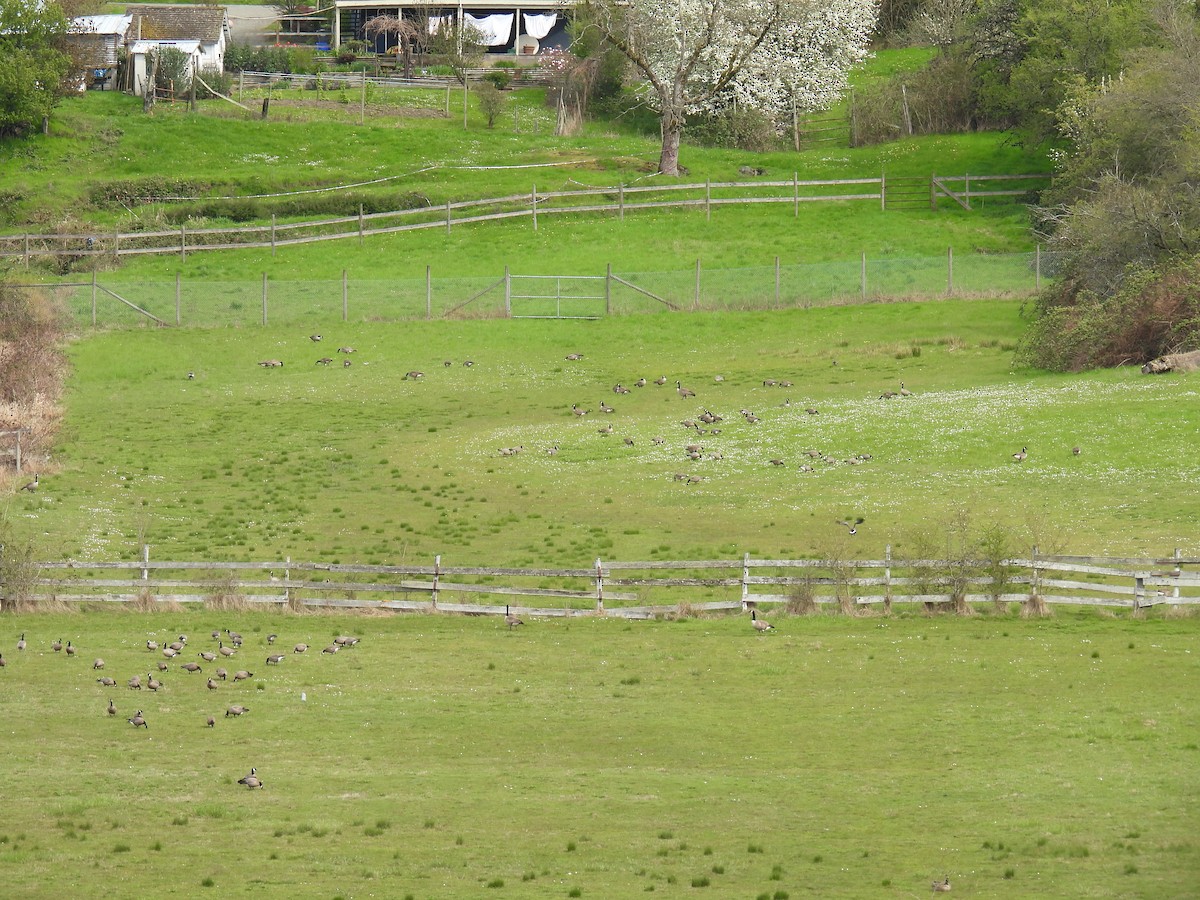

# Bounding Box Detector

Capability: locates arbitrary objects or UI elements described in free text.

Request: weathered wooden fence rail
[0,174,1049,263]
[5,548,1196,618]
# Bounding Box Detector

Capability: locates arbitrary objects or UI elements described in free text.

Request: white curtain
[522,13,557,40]
[465,13,513,46]
[427,15,452,36]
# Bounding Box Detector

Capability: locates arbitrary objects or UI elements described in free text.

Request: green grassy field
[1,608,1196,899]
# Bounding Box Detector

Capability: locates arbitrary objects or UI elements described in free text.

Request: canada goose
[168,640,184,652]
[745,413,761,423]
[332,636,352,646]
[571,404,589,417]
[127,675,142,690]
[187,371,195,380]
[1012,447,1027,462]
[805,449,822,458]
[207,678,219,691]
[107,699,117,716]
[463,360,474,367]
[931,875,951,892]
[654,375,667,386]
[599,401,614,414]
[17,633,25,651]
[199,650,217,662]
[146,640,158,651]
[634,377,647,387]
[676,381,696,398]
[98,676,117,686]
[565,353,583,360]
[309,334,322,342]
[598,423,613,435]
[404,370,424,380]
[238,767,262,789]
[215,667,228,681]
[613,383,631,394]
[799,464,814,473]
[751,610,774,633]
[128,710,147,728]
[156,661,169,671]
[899,381,913,397]
[805,407,819,415]
[443,360,452,367]
[146,673,162,692]
[225,705,249,717]
[206,716,216,728]
[258,359,284,368]
[218,642,236,657]
[769,459,785,466]
[714,374,725,383]
[763,379,777,387]
[266,633,277,645]
[343,359,352,367]
[505,605,524,629]
[52,638,62,652]
[545,444,559,456]
[1072,445,1081,456]
[316,357,333,365]
[266,654,284,665]
[837,517,865,535]
[293,643,308,654]
[880,390,897,400]
[232,670,253,681]
[856,453,873,461]
[778,380,793,387]
[20,473,38,492]
[180,662,202,673]
[652,436,665,445]
[92,658,104,670]
[0,653,4,668]
[623,437,635,447]
[322,644,339,654]
[337,346,355,354]
[68,641,80,657]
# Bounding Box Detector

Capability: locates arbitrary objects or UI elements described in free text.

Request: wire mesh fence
[38,250,1053,329]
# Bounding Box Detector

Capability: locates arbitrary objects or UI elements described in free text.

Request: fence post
[793,171,799,218]
[741,552,750,610]
[1133,574,1145,612]
[884,544,893,614]
[175,271,181,326]
[445,81,450,115]
[358,204,364,245]
[947,246,954,296]
[342,269,348,321]
[774,255,780,308]
[618,182,624,221]
[531,183,538,231]
[1035,244,1041,291]
[694,258,701,310]
[426,264,432,320]
[964,172,971,208]
[705,178,711,222]
[595,557,604,613]
[91,270,97,327]
[1174,548,1182,599]
[114,228,120,258]
[446,199,452,235]
[605,263,612,315]
[860,251,867,301]
[261,272,268,326]
[504,265,511,317]
[359,70,366,126]
[930,172,937,211]
[880,169,886,211]
[180,224,186,261]
[141,544,150,581]
[284,556,291,606]
[1030,544,1041,603]
[23,233,29,268]
[271,213,276,256]
[431,554,440,610]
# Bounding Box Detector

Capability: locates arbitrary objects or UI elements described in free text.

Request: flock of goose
[5,627,363,790]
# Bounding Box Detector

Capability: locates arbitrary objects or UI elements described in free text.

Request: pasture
[1,607,1197,899]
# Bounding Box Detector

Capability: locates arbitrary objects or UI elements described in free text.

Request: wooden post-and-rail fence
[2,547,1195,618]
[0,174,1050,265]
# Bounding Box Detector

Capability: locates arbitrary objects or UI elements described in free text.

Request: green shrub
[686,107,779,152]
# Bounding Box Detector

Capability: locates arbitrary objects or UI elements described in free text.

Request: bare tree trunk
[658,111,683,176]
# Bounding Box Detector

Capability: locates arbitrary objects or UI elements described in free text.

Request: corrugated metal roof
[71,15,134,36]
[125,4,228,43]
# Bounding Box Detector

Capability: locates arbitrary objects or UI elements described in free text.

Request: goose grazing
[232,670,253,681]
[146,673,162,692]
[321,644,339,654]
[107,699,117,716]
[156,661,169,672]
[598,423,613,435]
[293,643,308,654]
[215,667,228,681]
[337,347,355,354]
[266,654,284,665]
[805,407,819,415]
[837,517,865,535]
[676,381,696,398]
[92,658,104,670]
[654,375,667,386]
[463,359,474,367]
[52,638,62,652]
[769,459,785,467]
[309,334,323,342]
[545,444,559,456]
[565,353,584,361]
[623,437,635,447]
[168,640,184,652]
[444,360,452,367]
[97,676,117,686]
[226,630,243,646]
[238,767,262,789]
[931,875,951,893]
[199,650,217,662]
[1072,445,1081,456]
[17,633,25,651]
[206,678,219,691]
[751,610,774,633]
[1012,447,1027,462]
[266,633,277,645]
[180,662,202,673]
[504,605,524,629]
[128,675,142,690]
[20,473,38,492]
[225,705,249,717]
[257,359,284,368]
[206,716,216,728]
[880,390,897,400]
[403,370,424,380]
[343,359,352,367]
[128,710,148,728]
[146,640,158,651]
[316,357,333,366]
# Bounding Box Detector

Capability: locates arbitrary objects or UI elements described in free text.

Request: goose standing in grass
[899,381,913,397]
[654,375,667,386]
[1012,447,1027,462]
[107,699,117,716]
[238,767,263,789]
[146,673,163,692]
[180,662,202,673]
[218,642,236,658]
[17,633,25,651]
[128,710,148,728]
[146,640,158,652]
[20,473,38,492]
[65,641,77,657]
[931,875,951,892]
[751,610,774,633]
[127,675,142,690]
[504,605,524,629]
[571,403,589,417]
[52,638,62,652]
[207,678,219,691]
[676,381,696,398]
[1072,445,1082,456]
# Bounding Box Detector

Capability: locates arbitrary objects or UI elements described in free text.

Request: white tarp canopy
[521,13,556,40]
[464,12,513,46]
[427,14,451,35]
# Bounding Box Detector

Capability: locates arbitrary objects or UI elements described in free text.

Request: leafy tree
[0,0,72,136]
[474,79,506,127]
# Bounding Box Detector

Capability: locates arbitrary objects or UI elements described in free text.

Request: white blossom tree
[578,0,877,174]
